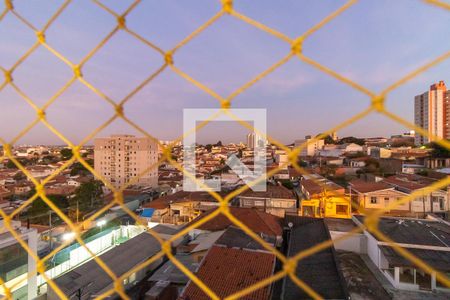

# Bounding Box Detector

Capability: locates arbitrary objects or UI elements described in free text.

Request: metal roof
[281,217,348,300]
[52,232,161,298]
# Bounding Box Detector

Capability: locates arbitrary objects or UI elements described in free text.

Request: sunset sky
[1,0,450,145]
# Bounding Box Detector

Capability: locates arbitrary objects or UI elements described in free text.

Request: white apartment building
[294,135,324,157]
[414,81,450,145]
[246,132,267,149]
[0,220,38,300]
[94,135,158,189]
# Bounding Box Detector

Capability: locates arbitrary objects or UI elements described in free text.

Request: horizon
[1,1,449,145]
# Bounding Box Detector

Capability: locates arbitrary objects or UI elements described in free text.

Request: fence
[1,0,450,299]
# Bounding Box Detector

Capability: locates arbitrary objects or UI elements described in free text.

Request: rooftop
[52,232,161,297]
[148,254,199,284]
[191,207,282,237]
[281,217,348,300]
[144,190,228,209]
[239,184,296,199]
[380,246,450,271]
[214,226,274,250]
[349,179,394,193]
[354,216,450,247]
[180,245,275,300]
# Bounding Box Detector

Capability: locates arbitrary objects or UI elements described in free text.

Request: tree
[6,158,29,169]
[69,160,93,176]
[60,148,73,160]
[70,181,103,213]
[428,141,450,158]
[316,133,335,145]
[27,194,69,225]
[337,136,365,146]
[205,144,213,152]
[215,140,223,147]
[13,171,26,181]
[297,159,308,167]
[6,160,17,169]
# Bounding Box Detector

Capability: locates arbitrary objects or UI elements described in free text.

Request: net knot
[291,37,304,54]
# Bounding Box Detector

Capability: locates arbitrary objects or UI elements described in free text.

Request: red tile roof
[180,245,275,300]
[383,176,425,192]
[192,207,282,237]
[349,179,393,193]
[239,184,295,199]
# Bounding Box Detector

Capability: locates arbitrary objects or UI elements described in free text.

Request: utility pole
[49,211,52,250]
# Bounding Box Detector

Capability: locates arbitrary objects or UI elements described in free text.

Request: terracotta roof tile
[239,184,295,199]
[192,207,282,237]
[181,246,275,300]
[349,179,393,193]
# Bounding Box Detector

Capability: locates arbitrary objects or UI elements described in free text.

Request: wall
[329,231,366,254]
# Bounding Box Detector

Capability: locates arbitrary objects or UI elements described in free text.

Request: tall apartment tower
[246,132,267,149]
[414,81,450,145]
[246,132,256,148]
[94,135,158,188]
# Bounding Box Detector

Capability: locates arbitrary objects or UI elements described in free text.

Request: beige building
[294,135,324,157]
[94,135,158,188]
[414,81,450,145]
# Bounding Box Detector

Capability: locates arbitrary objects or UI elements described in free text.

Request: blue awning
[141,208,155,218]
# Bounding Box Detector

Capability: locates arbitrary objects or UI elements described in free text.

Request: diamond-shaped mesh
[1,0,450,299]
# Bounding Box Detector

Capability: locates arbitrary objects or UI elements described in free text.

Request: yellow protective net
[1,0,450,299]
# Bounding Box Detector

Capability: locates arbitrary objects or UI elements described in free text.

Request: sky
[1,0,450,145]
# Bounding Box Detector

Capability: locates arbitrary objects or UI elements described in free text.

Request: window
[336,205,348,215]
[384,197,390,202]
[370,197,377,204]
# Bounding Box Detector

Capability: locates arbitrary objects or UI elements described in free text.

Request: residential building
[237,184,297,217]
[180,245,276,300]
[94,135,158,189]
[383,174,449,216]
[190,207,283,246]
[369,146,392,159]
[0,220,38,300]
[294,136,324,157]
[349,180,411,215]
[353,215,450,293]
[349,174,449,217]
[299,174,351,219]
[414,81,450,145]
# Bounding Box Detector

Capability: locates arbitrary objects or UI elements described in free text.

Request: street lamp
[97,219,107,230]
[62,232,76,241]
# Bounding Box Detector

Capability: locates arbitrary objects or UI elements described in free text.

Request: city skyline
[1,1,450,145]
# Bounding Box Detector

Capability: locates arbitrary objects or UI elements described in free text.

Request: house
[180,245,276,300]
[353,215,450,293]
[349,179,411,215]
[383,174,449,216]
[142,190,230,225]
[348,157,368,168]
[0,186,11,200]
[299,174,351,219]
[402,163,425,174]
[190,207,283,246]
[237,184,297,217]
